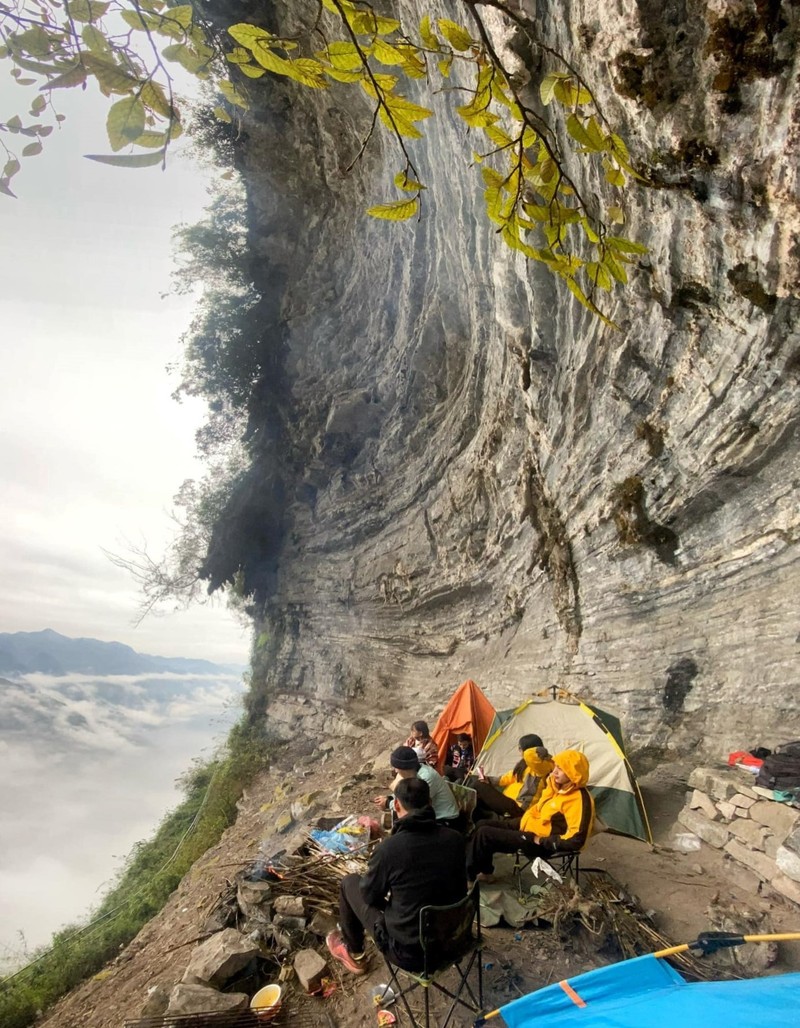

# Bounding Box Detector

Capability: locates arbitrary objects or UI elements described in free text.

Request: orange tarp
[431,679,497,773]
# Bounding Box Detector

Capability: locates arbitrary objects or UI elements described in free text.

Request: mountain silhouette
[0,629,242,677]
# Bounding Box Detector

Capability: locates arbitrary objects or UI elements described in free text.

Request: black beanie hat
[390,745,421,771]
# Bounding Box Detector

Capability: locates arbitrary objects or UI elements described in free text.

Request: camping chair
[380,882,484,1028]
[512,846,604,896]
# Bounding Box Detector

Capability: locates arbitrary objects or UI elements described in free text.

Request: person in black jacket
[326,777,467,973]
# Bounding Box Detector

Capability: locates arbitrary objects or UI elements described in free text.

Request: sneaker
[326,929,366,975]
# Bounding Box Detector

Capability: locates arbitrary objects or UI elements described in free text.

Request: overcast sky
[0,77,249,664]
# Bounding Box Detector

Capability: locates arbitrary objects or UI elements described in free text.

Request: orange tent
[431,679,497,773]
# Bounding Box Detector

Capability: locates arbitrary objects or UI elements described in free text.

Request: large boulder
[166,984,249,1016]
[181,928,262,987]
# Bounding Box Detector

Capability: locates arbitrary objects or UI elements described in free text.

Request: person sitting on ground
[466,750,594,881]
[404,720,439,766]
[444,733,475,782]
[374,746,462,829]
[328,777,467,974]
[472,734,554,820]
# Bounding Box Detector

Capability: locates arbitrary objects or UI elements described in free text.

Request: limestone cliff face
[222,0,800,759]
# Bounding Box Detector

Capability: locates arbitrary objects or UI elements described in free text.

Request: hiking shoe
[326,930,366,975]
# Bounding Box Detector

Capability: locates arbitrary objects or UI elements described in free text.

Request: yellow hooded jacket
[520,749,594,852]
[496,747,555,808]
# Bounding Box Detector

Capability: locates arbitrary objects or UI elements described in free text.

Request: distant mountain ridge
[0,629,243,677]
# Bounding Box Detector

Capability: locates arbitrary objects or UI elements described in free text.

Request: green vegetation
[1,0,646,321]
[0,718,272,1028]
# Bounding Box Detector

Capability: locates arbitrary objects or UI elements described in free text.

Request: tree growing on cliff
[0,0,644,319]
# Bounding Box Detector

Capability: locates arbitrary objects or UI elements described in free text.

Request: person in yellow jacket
[466,750,594,879]
[472,734,554,820]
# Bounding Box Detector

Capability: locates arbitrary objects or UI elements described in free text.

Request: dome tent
[431,679,497,774]
[476,692,652,843]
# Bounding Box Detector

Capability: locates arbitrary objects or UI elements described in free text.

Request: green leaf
[566,113,598,150]
[161,43,207,74]
[40,63,87,90]
[586,261,613,290]
[367,197,419,221]
[3,158,21,178]
[437,18,473,51]
[606,235,647,255]
[83,54,141,94]
[608,206,625,224]
[106,96,146,151]
[581,216,600,243]
[168,5,194,29]
[5,115,22,132]
[540,72,568,106]
[22,141,43,156]
[66,0,110,22]
[219,79,248,109]
[140,80,173,118]
[133,129,169,148]
[602,251,628,284]
[604,164,625,187]
[30,94,47,115]
[82,25,108,52]
[11,26,54,58]
[214,106,232,123]
[85,150,165,167]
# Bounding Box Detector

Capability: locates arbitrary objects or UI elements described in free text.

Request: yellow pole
[654,931,800,960]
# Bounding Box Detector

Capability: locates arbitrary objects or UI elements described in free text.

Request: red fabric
[728,751,764,768]
[431,679,497,773]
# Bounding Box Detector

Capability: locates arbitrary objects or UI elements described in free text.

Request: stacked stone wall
[676,766,800,907]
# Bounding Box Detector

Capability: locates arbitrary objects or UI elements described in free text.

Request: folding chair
[380,882,484,1028]
[512,846,603,896]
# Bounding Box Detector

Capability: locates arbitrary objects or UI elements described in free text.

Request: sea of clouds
[0,669,245,971]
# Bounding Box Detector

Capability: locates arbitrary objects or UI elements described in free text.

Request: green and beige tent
[476,692,652,843]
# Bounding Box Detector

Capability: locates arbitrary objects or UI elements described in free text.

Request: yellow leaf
[438,56,452,78]
[322,41,362,71]
[457,105,498,128]
[238,64,266,78]
[379,107,422,139]
[325,67,363,83]
[437,18,473,51]
[394,170,424,191]
[608,206,625,224]
[419,15,440,51]
[214,106,232,123]
[384,93,432,123]
[367,197,419,221]
[484,124,513,149]
[554,77,592,106]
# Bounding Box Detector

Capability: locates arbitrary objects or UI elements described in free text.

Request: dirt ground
[39,710,800,1028]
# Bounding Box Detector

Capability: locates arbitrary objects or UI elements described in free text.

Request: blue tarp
[498,953,800,1027]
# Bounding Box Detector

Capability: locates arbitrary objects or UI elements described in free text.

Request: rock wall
[227,0,800,759]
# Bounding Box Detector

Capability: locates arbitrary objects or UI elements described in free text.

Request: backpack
[755,740,800,791]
